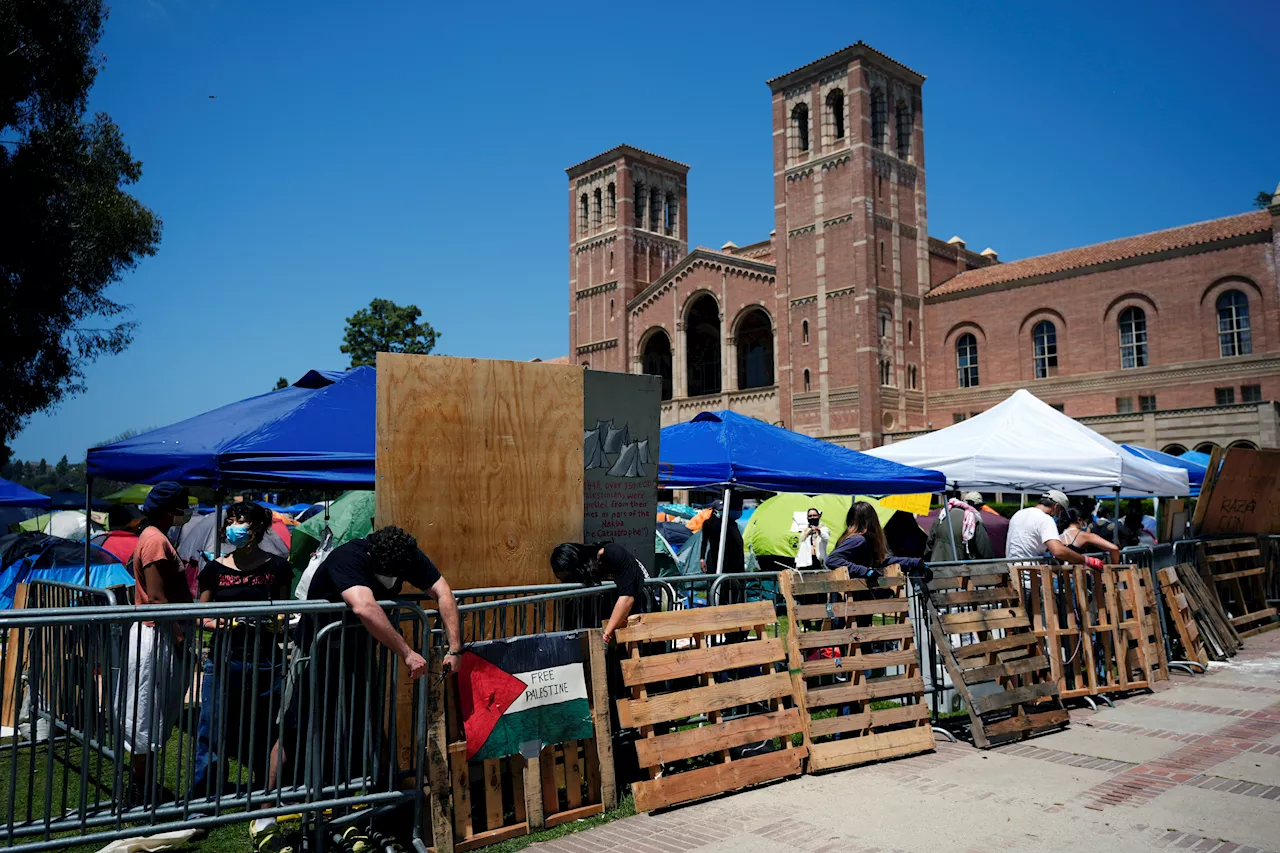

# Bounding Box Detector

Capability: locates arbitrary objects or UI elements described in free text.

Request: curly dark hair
[367,525,421,577]
[225,501,272,542]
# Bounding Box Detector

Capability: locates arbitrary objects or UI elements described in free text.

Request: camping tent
[659,411,945,494]
[867,390,1190,497]
[87,368,374,488]
[288,490,375,569]
[0,479,50,508]
[0,533,133,609]
[1120,445,1207,497]
[19,511,104,541]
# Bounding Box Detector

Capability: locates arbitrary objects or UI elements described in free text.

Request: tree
[55,454,68,478]
[274,376,289,390]
[0,0,162,461]
[1255,190,1275,210]
[340,298,440,368]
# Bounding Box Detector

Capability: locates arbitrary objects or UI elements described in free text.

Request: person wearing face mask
[192,501,291,797]
[114,481,192,805]
[791,507,831,569]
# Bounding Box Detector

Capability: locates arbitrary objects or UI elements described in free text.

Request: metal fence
[1,599,430,853]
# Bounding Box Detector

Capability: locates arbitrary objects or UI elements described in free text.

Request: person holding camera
[792,507,831,568]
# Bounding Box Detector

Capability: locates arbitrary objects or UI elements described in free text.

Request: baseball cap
[142,481,189,514]
[962,491,984,504]
[1043,489,1069,510]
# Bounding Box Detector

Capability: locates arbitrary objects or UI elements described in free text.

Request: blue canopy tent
[87,368,374,488]
[659,411,946,572]
[1122,445,1207,496]
[0,479,51,508]
[0,533,132,609]
[1179,450,1213,468]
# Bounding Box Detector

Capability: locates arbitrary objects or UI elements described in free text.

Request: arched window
[686,295,721,397]
[1161,444,1188,456]
[736,309,775,390]
[634,184,646,228]
[1118,306,1148,369]
[803,369,811,392]
[1194,442,1220,455]
[664,193,676,235]
[826,89,845,140]
[641,330,673,401]
[878,309,892,339]
[579,193,589,236]
[1217,290,1252,356]
[592,187,602,230]
[879,357,893,387]
[1032,320,1058,379]
[802,320,809,345]
[606,183,616,224]
[895,101,911,159]
[650,189,662,234]
[792,103,810,154]
[907,364,918,390]
[870,88,887,150]
[609,298,614,317]
[907,320,913,343]
[1228,439,1259,449]
[956,333,979,388]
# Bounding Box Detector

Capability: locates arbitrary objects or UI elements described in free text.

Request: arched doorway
[1228,439,1258,450]
[641,330,673,401]
[686,295,721,397]
[1160,444,1188,456]
[1194,442,1220,455]
[735,309,774,390]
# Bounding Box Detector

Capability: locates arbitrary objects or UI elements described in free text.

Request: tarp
[1180,450,1213,467]
[1118,445,1207,498]
[87,368,374,487]
[0,479,50,508]
[867,390,1190,497]
[0,533,133,609]
[659,411,945,495]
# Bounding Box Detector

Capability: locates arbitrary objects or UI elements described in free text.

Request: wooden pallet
[426,630,614,853]
[780,568,933,772]
[1023,564,1167,700]
[616,601,805,812]
[1196,538,1278,636]
[1173,562,1242,660]
[924,563,1068,749]
[1157,566,1210,668]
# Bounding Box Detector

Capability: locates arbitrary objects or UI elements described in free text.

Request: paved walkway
[535,630,1280,853]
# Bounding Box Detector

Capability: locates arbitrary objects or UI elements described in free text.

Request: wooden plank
[617,671,793,729]
[455,823,529,853]
[808,702,929,737]
[801,648,918,676]
[939,610,1029,633]
[927,563,1012,580]
[631,747,804,812]
[0,585,29,738]
[483,759,503,831]
[511,757,526,825]
[584,629,615,810]
[934,587,1021,607]
[792,600,911,620]
[620,637,785,686]
[982,707,1070,741]
[796,622,914,649]
[962,655,1052,684]
[952,633,1038,661]
[563,740,583,810]
[1230,607,1278,627]
[790,576,906,594]
[780,572,816,754]
[1199,448,1280,536]
[1212,567,1266,581]
[1204,549,1263,562]
[539,745,559,818]
[1191,446,1226,534]
[544,803,604,829]
[807,725,935,772]
[426,657,455,853]
[615,601,775,644]
[522,756,544,832]
[583,738,600,806]
[449,743,473,840]
[805,675,925,708]
[375,353,583,591]
[633,708,802,767]
[973,681,1061,715]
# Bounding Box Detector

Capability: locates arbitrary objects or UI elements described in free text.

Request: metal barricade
[0,599,430,853]
[1262,535,1280,604]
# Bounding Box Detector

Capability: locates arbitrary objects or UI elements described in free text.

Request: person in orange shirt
[116,481,192,804]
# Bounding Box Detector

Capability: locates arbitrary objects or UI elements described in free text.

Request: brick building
[567,42,1280,453]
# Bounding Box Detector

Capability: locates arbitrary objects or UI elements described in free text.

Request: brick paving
[531,629,1280,853]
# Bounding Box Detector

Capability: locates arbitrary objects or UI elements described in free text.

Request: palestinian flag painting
[458,634,594,761]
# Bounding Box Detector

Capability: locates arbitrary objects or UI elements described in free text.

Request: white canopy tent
[868,389,1190,497]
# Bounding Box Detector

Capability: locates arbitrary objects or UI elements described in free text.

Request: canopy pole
[715,486,731,576]
[1020,492,1026,509]
[215,489,224,557]
[84,475,93,586]
[1113,487,1121,546]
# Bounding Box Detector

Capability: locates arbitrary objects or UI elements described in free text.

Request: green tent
[288,490,375,571]
[102,484,197,506]
[742,494,898,558]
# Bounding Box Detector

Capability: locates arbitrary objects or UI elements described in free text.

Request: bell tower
[567,146,689,374]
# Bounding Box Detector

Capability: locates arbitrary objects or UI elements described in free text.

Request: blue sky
[11,0,1278,463]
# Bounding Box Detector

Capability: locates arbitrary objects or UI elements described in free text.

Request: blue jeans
[192,654,284,793]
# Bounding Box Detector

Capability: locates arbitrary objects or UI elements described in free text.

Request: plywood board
[376,354,584,590]
[1199,448,1280,536]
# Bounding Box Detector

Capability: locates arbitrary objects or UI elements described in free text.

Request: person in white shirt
[1006,490,1103,569]
[792,507,831,568]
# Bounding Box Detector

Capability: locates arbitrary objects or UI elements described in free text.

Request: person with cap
[925,491,994,562]
[1006,490,1104,568]
[116,481,193,804]
[93,504,143,564]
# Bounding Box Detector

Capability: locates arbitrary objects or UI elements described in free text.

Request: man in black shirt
[550,542,650,645]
